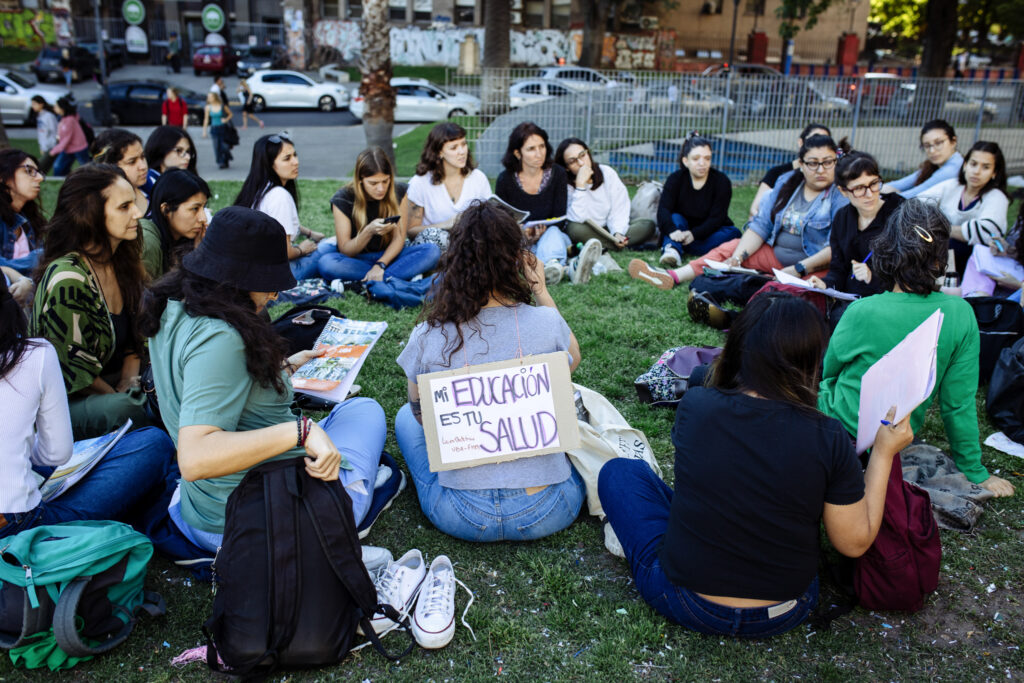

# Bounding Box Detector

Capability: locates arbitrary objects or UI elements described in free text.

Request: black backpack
[986,337,1024,444]
[79,118,95,145]
[203,458,413,675]
[271,303,341,356]
[690,271,773,307]
[966,296,1024,384]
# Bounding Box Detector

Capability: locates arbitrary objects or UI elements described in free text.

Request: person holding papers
[139,207,386,552]
[819,199,1015,497]
[0,276,177,540]
[394,200,586,542]
[959,222,1023,301]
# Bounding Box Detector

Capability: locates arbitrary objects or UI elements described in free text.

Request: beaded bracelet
[296,415,312,447]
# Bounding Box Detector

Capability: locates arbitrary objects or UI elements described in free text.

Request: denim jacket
[747,171,848,257]
[0,213,40,275]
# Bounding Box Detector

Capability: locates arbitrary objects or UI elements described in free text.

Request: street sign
[122,0,145,26]
[201,4,226,33]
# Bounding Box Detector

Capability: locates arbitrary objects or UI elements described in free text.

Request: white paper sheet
[703,259,761,275]
[983,431,1024,459]
[855,310,944,454]
[772,268,859,301]
[970,244,1024,281]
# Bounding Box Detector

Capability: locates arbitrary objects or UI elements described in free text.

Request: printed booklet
[38,420,133,502]
[290,317,388,402]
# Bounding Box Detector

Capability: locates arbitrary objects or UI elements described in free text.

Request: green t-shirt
[818,291,987,484]
[149,299,302,533]
[140,218,164,281]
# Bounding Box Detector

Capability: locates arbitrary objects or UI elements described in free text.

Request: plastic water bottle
[329,279,345,294]
[593,261,607,276]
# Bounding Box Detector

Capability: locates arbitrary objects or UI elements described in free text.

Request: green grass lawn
[3,181,1022,681]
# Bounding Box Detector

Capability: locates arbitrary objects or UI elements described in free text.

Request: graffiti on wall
[313,21,581,67]
[601,31,676,70]
[0,9,56,48]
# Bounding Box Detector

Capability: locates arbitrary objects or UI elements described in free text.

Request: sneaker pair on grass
[361,549,475,650]
[545,238,603,285]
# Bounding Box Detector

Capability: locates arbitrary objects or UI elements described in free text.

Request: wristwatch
[794,262,807,276]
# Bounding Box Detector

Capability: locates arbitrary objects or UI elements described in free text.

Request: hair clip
[836,148,845,159]
[912,225,934,243]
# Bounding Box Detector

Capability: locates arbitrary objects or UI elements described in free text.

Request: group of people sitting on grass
[0,113,1017,648]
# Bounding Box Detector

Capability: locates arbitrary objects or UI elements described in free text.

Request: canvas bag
[0,521,164,667]
[567,384,662,518]
[853,452,941,612]
[634,346,722,406]
[203,457,413,675]
[629,181,662,222]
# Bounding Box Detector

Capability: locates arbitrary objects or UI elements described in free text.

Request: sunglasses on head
[268,132,292,144]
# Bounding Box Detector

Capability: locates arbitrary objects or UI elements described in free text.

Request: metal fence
[446,69,1024,185]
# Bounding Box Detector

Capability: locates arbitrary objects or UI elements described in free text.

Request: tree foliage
[775,0,837,40]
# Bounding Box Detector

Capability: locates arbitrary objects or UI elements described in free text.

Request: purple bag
[634,346,722,407]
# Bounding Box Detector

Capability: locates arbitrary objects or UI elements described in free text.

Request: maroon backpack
[853,452,941,612]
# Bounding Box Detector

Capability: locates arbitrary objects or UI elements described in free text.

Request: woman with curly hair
[0,148,47,276]
[394,200,585,542]
[32,165,150,439]
[401,122,491,252]
[819,198,1014,498]
[91,128,150,215]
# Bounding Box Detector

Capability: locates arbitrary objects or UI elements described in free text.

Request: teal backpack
[0,520,164,668]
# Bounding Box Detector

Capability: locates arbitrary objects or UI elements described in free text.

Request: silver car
[535,66,619,91]
[350,78,480,121]
[0,69,69,125]
[246,70,349,112]
[509,78,583,109]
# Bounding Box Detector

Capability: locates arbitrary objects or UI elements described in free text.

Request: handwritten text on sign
[419,353,580,472]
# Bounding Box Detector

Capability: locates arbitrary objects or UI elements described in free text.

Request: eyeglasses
[845,178,882,198]
[269,132,292,144]
[19,164,43,179]
[802,158,837,171]
[172,146,192,157]
[565,149,588,165]
[920,138,949,152]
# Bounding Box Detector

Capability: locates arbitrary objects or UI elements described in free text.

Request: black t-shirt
[760,161,795,189]
[659,387,864,600]
[494,165,568,225]
[823,193,905,295]
[329,182,407,254]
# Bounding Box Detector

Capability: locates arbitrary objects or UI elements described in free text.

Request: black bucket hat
[182,206,296,292]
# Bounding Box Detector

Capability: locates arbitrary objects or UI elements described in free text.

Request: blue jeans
[210,124,229,166]
[290,249,323,281]
[663,214,742,257]
[394,403,586,542]
[0,427,179,540]
[598,458,817,637]
[51,149,90,177]
[317,241,440,282]
[169,397,386,553]
[532,226,572,265]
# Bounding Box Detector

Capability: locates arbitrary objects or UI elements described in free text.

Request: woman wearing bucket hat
[138,206,387,550]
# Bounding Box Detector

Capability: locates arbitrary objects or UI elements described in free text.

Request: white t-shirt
[566,164,631,235]
[255,185,300,238]
[0,341,73,513]
[406,168,491,226]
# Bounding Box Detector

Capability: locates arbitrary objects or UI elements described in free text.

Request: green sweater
[140,218,164,281]
[818,291,988,484]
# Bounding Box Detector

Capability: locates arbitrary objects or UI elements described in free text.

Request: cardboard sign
[418,352,580,472]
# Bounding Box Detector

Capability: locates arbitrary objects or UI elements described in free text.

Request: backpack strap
[52,578,165,657]
[0,589,53,650]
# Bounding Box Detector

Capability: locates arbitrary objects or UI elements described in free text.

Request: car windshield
[7,71,37,88]
[245,47,274,58]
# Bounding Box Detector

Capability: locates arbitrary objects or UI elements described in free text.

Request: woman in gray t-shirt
[395,200,586,542]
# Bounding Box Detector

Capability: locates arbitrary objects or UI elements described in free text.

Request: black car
[101,80,205,126]
[236,44,288,77]
[33,46,98,83]
[79,41,126,71]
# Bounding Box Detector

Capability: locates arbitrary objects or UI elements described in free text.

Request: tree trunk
[360,0,396,164]
[920,0,958,76]
[0,119,8,149]
[579,2,611,68]
[481,0,510,122]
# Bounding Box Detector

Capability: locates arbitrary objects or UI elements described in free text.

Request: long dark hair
[148,169,211,275]
[55,96,76,117]
[708,293,827,410]
[90,128,143,164]
[0,148,46,238]
[0,277,36,379]
[31,95,55,114]
[421,200,533,366]
[870,198,950,295]
[233,134,299,211]
[139,270,288,392]
[554,137,604,191]
[35,165,145,327]
[770,134,849,223]
[348,146,399,238]
[958,140,1007,197]
[415,122,475,184]
[914,119,957,187]
[501,121,553,174]
[144,125,198,174]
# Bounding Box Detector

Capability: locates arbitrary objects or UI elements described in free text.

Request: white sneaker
[659,246,682,268]
[412,555,457,649]
[570,238,602,285]
[365,549,426,634]
[544,259,564,285]
[361,545,393,577]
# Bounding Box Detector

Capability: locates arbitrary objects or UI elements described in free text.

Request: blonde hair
[349,147,399,245]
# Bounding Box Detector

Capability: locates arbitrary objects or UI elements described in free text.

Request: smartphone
[382,215,401,224]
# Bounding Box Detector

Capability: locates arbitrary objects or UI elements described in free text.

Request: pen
[880,419,892,426]
[851,251,873,279]
[995,240,1005,253]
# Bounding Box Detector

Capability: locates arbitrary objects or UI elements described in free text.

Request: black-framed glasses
[566,149,588,165]
[919,138,949,152]
[19,164,43,179]
[845,178,882,198]
[803,158,837,171]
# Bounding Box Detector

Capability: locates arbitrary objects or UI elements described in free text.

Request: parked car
[350,77,479,121]
[246,70,349,112]
[101,80,205,126]
[79,41,125,71]
[643,81,736,115]
[192,45,238,76]
[509,78,583,108]
[0,69,69,125]
[837,72,903,113]
[700,64,783,78]
[535,66,620,91]
[32,46,98,83]
[237,45,288,78]
[895,83,998,122]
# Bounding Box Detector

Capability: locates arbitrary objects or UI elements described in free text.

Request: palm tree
[481,0,510,122]
[360,0,396,163]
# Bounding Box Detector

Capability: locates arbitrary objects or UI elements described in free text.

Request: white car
[246,70,349,112]
[0,69,68,125]
[350,77,480,122]
[509,78,583,108]
[535,66,618,91]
